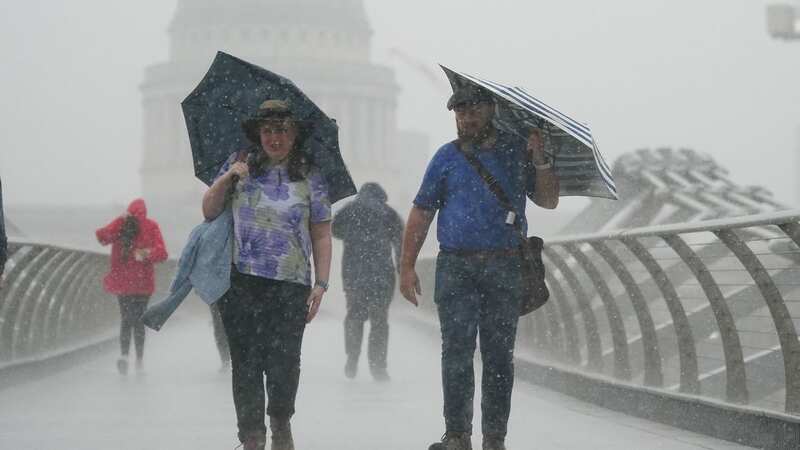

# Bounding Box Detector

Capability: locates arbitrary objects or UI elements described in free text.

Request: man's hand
[399,265,421,307]
[528,129,547,164]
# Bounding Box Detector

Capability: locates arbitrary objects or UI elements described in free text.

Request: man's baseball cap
[446,85,494,110]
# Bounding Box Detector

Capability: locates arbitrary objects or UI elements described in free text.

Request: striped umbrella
[441,65,618,200]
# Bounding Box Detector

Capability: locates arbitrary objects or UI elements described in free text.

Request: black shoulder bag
[455,141,549,316]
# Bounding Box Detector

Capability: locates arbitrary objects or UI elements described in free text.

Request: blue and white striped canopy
[441,65,618,200]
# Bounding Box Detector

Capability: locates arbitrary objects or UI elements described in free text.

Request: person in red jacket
[96,199,168,374]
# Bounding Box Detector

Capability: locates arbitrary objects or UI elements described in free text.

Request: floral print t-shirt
[217,154,332,286]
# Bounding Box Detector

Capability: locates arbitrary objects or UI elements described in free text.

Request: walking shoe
[237,431,266,450]
[116,357,128,375]
[135,358,144,373]
[269,417,295,450]
[371,367,391,382]
[482,434,506,450]
[428,432,472,450]
[344,357,357,379]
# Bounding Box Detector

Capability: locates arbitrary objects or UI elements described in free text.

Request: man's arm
[391,211,404,272]
[399,206,435,306]
[528,130,559,209]
[532,168,559,209]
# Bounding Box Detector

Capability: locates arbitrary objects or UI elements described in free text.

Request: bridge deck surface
[0,305,751,450]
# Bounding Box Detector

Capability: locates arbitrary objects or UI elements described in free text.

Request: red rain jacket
[96,199,168,296]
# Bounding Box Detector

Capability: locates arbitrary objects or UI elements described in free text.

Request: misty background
[1,0,798,210]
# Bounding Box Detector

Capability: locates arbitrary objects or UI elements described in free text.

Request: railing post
[564,243,632,380]
[544,249,603,371]
[544,270,581,364]
[0,248,52,360]
[41,254,92,351]
[754,222,800,414]
[23,252,83,357]
[591,241,663,387]
[622,237,700,394]
[663,234,748,404]
[9,250,71,359]
[542,298,565,359]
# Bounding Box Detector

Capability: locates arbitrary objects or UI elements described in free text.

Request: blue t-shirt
[413,132,536,251]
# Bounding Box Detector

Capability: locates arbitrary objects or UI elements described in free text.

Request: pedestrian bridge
[3,208,800,449]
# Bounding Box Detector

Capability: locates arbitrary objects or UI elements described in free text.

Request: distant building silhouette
[139,0,427,250]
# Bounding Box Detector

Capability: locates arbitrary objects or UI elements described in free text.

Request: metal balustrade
[417,209,800,416]
[0,240,174,369]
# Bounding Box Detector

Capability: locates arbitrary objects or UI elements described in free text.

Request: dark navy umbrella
[182,51,356,203]
[441,65,617,200]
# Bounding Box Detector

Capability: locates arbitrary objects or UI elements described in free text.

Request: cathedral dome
[170,0,371,31]
[167,0,373,63]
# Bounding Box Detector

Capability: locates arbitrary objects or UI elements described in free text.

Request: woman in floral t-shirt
[202,99,332,450]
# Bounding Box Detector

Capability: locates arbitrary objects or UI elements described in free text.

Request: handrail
[545,208,800,244]
[0,239,175,369]
[417,208,800,415]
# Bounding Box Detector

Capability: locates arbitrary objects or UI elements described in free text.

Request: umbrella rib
[462,72,594,145]
[467,71,592,136]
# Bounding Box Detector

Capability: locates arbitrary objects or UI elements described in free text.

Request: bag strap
[454,140,527,241]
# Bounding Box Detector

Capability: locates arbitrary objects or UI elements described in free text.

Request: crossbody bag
[455,141,550,316]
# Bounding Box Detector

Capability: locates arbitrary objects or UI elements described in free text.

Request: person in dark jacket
[0,177,7,285]
[332,182,403,381]
[96,199,168,374]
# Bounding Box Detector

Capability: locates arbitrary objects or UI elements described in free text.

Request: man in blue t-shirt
[400,85,559,450]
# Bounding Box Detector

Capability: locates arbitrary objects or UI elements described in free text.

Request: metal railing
[417,209,800,416]
[0,240,173,369]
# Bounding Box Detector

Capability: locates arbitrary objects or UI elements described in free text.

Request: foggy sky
[1,0,799,208]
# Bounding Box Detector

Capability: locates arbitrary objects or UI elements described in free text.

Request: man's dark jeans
[434,251,524,438]
[218,269,310,442]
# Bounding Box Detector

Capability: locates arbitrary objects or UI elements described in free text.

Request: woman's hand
[305,286,325,323]
[133,248,151,262]
[228,161,249,181]
[202,160,248,220]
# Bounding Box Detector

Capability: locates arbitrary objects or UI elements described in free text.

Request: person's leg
[130,296,149,365]
[117,296,134,357]
[264,280,309,419]
[218,270,269,444]
[435,253,481,436]
[478,257,524,445]
[264,280,309,450]
[343,290,368,377]
[116,296,134,374]
[367,292,391,378]
[210,303,231,367]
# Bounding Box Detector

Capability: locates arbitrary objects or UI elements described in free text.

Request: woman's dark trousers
[117,295,149,360]
[434,252,524,439]
[218,269,310,442]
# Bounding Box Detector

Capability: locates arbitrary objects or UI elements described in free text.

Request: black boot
[429,432,472,450]
[344,356,358,379]
[240,430,266,450]
[482,434,506,450]
[370,366,390,382]
[269,417,294,450]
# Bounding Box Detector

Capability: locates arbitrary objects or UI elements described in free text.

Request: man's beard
[458,122,495,146]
